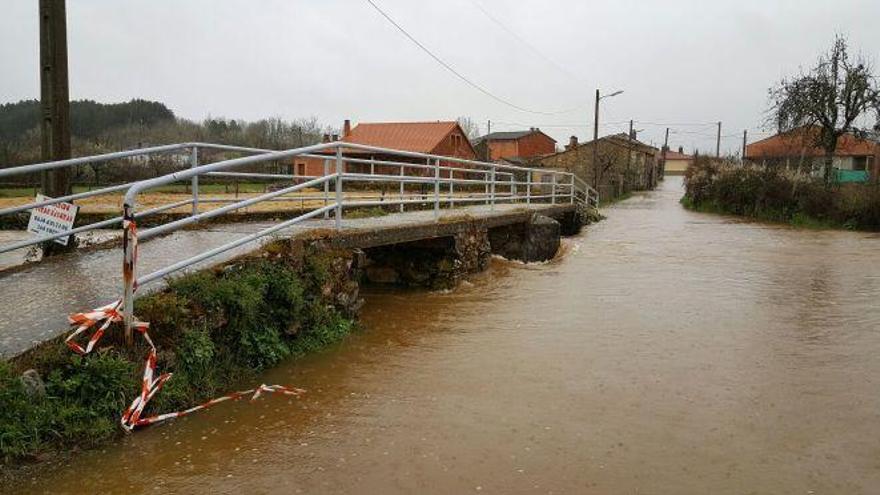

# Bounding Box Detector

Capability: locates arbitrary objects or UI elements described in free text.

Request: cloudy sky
[2,0,879,154]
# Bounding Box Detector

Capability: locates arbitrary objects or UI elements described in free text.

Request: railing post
[323,158,330,219]
[190,146,199,216]
[370,157,375,176]
[526,170,532,205]
[433,158,440,221]
[121,203,136,346]
[510,173,515,203]
[570,174,575,204]
[484,170,490,205]
[551,173,557,205]
[490,164,496,211]
[399,164,405,213]
[335,146,343,229]
[448,168,454,208]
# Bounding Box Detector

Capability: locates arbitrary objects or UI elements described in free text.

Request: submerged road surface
[18,178,880,494]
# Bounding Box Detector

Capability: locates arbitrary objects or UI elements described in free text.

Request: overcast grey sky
[2,0,879,153]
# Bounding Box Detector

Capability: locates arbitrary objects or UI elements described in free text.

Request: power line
[634,121,718,127]
[491,120,631,128]
[467,0,583,84]
[363,0,588,115]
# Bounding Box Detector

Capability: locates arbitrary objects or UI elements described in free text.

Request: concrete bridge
[0,142,597,357]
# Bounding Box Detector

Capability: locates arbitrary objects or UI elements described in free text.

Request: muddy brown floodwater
[14,177,880,494]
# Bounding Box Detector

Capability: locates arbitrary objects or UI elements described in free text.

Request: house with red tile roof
[745,126,879,180]
[294,120,478,177]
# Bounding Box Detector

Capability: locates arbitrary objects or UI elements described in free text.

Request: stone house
[538,133,660,199]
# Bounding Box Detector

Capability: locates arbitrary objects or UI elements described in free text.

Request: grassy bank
[0,240,359,466]
[0,182,270,198]
[681,157,880,231]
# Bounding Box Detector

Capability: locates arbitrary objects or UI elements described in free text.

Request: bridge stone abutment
[488,214,561,263]
[361,224,491,290]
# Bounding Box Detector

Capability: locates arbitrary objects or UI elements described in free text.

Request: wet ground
[12,177,880,494]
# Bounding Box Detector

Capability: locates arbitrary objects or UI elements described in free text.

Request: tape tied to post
[65,218,305,432]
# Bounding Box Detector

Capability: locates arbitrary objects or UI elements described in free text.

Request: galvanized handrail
[0,141,598,257]
[1,140,599,339]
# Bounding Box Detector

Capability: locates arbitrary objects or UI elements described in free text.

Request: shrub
[0,353,138,463]
[682,157,880,231]
[0,244,359,467]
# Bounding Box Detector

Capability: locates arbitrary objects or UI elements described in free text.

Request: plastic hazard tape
[66,218,305,432]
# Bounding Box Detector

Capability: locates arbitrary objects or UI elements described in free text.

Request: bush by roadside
[682,156,880,231]
[0,240,361,468]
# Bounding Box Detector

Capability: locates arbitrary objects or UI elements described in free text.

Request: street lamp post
[592,89,623,193]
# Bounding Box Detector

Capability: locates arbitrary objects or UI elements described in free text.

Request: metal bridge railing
[0,141,599,340]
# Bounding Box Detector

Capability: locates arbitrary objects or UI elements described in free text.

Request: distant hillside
[0,99,175,141]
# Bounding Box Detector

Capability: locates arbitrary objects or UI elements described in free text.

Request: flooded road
[16,177,880,494]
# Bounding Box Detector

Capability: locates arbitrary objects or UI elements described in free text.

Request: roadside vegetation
[681,35,880,230]
[0,241,359,466]
[682,156,880,230]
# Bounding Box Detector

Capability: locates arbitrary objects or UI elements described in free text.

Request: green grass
[0,182,268,198]
[681,195,849,230]
[344,206,390,219]
[0,241,358,466]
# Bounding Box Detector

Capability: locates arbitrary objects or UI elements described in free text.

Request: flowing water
[14,177,880,494]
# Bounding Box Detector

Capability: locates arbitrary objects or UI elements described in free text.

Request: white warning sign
[27,194,79,245]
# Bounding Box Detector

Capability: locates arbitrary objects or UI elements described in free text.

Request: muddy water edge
[11,177,880,494]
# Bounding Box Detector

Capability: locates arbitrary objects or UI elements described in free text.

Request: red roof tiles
[343,121,463,154]
[746,127,879,158]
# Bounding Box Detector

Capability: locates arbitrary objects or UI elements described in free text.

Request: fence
[0,141,598,340]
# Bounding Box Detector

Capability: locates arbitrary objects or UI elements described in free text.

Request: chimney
[322,134,331,143]
[678,146,684,154]
[343,119,352,138]
[566,135,578,151]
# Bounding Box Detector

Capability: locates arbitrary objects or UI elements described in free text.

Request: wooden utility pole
[662,127,669,177]
[39,0,71,197]
[592,89,600,185]
[626,119,633,182]
[741,129,748,163]
[486,119,491,160]
[715,121,722,158]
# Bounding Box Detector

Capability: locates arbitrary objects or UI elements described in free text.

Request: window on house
[853,156,868,171]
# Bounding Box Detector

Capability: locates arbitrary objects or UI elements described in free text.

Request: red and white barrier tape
[66,218,305,432]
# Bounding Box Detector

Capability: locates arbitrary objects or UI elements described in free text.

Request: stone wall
[539,136,659,200]
[362,224,490,290]
[488,214,560,263]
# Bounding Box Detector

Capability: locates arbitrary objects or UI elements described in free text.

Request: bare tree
[456,116,481,140]
[770,35,880,186]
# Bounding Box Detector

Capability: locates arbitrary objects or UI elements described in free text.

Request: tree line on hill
[0,99,335,185]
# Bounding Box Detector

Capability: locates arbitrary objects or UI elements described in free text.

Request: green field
[0,182,270,198]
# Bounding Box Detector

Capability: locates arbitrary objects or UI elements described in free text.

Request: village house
[661,147,694,175]
[295,120,478,177]
[472,128,557,163]
[745,127,880,182]
[538,133,660,199]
